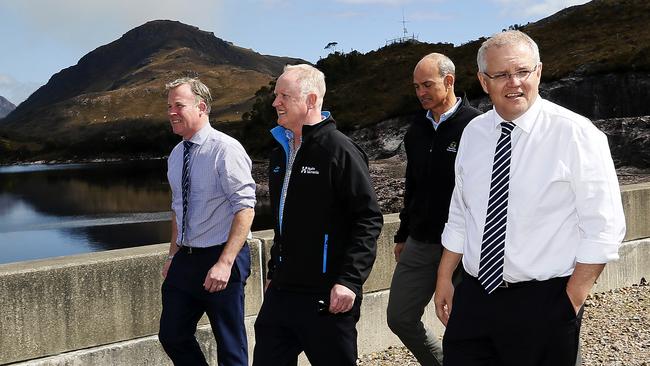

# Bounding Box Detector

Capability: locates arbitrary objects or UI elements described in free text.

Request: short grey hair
[477,30,540,73]
[165,77,213,114]
[420,53,455,78]
[282,64,326,108]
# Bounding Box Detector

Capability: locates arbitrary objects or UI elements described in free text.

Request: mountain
[0,96,15,119]
[3,0,650,162]
[0,20,304,159]
[314,0,650,131]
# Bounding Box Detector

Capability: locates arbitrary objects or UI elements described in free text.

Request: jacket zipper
[322,234,329,273]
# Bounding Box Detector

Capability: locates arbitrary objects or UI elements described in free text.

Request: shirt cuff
[441,224,464,254]
[576,239,620,263]
[231,197,256,214]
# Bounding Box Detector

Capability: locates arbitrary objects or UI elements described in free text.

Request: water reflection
[0,161,272,265]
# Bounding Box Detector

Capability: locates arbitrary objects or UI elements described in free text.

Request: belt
[177,244,224,254]
[464,270,540,290]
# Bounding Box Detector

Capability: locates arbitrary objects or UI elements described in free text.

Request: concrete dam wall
[1,183,649,365]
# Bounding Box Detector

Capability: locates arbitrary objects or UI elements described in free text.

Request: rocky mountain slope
[315,0,650,130]
[2,0,649,163]
[0,20,304,159]
[0,96,15,119]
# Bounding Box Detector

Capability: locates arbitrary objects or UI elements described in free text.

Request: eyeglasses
[482,64,538,82]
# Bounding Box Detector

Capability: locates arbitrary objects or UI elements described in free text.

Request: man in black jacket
[252,64,383,366]
[386,53,481,366]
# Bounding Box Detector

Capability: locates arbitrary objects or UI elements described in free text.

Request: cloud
[333,11,367,18]
[336,0,412,5]
[491,0,589,17]
[0,0,226,48]
[410,11,453,21]
[0,74,42,106]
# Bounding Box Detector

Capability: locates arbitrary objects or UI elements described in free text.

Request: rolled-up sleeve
[217,142,257,213]
[570,128,626,264]
[441,145,466,254]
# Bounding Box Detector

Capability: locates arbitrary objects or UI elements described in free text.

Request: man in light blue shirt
[158,77,256,366]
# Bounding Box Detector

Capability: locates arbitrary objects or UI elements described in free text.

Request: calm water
[0,160,271,265]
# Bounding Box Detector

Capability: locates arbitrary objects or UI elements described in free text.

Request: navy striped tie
[478,121,516,294]
[180,140,193,245]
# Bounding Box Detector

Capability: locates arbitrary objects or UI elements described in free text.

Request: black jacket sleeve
[394,130,412,243]
[333,142,383,296]
[394,155,413,243]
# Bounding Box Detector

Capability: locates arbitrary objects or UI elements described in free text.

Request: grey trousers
[387,236,449,366]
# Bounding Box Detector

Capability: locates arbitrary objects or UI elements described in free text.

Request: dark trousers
[443,272,582,366]
[387,239,464,366]
[387,238,445,366]
[252,286,361,366]
[159,244,251,366]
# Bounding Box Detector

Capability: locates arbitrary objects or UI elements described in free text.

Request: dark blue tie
[478,122,516,294]
[181,140,193,245]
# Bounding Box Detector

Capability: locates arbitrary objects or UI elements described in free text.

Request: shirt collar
[426,97,462,129]
[186,122,212,146]
[492,96,543,134]
[275,111,331,146]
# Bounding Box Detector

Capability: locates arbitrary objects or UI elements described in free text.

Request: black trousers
[158,244,251,366]
[252,286,361,366]
[443,273,582,366]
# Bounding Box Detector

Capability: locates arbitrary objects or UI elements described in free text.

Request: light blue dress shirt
[168,123,256,247]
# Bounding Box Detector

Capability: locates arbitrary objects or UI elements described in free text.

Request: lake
[0,160,272,265]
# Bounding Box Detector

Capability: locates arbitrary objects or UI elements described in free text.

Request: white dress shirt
[442,97,626,282]
[168,124,256,247]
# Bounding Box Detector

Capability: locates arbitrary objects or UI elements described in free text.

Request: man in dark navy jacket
[252,64,383,366]
[387,53,481,366]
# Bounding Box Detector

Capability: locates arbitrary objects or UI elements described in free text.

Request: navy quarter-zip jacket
[267,116,383,296]
[394,97,482,244]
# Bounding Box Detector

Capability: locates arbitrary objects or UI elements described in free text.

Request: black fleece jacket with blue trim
[266,116,383,296]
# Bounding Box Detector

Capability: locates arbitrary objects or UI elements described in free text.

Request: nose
[272,95,281,108]
[506,75,523,87]
[416,88,427,98]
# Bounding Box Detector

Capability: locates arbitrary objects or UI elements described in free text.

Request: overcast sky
[0,0,589,105]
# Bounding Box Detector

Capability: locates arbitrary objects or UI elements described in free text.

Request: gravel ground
[357,282,650,366]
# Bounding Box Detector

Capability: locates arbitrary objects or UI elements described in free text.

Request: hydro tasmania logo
[300,166,320,175]
[446,141,458,153]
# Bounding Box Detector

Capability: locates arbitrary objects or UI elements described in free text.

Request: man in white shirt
[433,30,626,366]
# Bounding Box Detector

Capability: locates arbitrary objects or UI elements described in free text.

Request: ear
[306,93,318,109]
[444,74,455,89]
[477,72,489,94]
[198,100,207,113]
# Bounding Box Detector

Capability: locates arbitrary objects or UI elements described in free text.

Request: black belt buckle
[178,245,194,254]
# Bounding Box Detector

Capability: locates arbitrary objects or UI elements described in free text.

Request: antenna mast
[401,9,409,38]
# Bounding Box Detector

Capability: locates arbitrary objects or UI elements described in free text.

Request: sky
[0,0,590,106]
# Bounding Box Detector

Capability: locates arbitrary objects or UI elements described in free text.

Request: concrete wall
[2,184,649,365]
[621,183,650,241]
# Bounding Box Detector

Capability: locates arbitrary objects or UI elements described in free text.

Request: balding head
[412,53,458,120]
[415,53,456,79]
